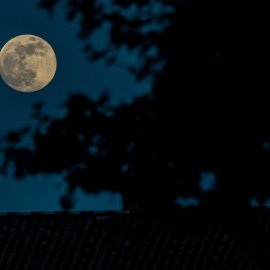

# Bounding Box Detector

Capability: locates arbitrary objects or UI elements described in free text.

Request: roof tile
[0,209,270,269]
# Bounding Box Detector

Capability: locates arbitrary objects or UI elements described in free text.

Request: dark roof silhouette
[0,207,269,269]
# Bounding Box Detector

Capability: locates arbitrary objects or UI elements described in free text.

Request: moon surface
[0,34,57,92]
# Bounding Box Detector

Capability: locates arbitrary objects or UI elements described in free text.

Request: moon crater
[0,35,57,92]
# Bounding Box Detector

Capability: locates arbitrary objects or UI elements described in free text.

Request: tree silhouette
[1,0,269,216]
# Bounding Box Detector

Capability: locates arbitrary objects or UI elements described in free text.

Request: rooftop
[0,208,269,269]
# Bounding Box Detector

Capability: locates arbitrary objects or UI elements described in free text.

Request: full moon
[0,34,56,92]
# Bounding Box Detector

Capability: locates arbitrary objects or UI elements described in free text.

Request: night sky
[0,1,150,212]
[0,1,268,213]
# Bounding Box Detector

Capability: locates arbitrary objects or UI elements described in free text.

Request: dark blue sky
[0,1,266,212]
[0,1,151,212]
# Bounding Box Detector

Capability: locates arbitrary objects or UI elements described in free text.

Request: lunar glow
[0,34,56,92]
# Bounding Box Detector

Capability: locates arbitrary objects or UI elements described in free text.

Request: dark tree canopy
[0,0,269,216]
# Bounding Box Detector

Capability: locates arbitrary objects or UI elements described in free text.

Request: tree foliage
[0,0,269,215]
